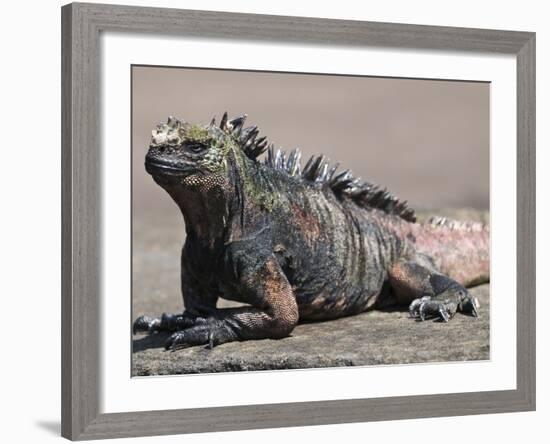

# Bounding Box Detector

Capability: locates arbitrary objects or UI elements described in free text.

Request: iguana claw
[458,294,480,317]
[409,297,456,322]
[409,296,430,318]
[133,315,161,334]
[165,331,186,351]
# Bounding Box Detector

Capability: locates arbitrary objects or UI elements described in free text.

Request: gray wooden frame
[61,2,536,440]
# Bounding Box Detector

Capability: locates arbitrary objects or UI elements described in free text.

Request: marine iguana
[133,113,490,351]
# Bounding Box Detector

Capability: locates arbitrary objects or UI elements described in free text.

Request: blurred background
[133,66,489,218]
[131,65,489,322]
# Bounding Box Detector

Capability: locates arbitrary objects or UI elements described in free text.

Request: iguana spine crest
[217,112,416,222]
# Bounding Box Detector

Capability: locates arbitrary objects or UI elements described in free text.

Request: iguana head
[145,113,272,237]
[146,116,229,185]
[145,113,269,186]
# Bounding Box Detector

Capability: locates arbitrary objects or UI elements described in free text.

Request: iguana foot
[133,312,204,335]
[409,292,479,322]
[164,319,237,351]
[389,258,480,323]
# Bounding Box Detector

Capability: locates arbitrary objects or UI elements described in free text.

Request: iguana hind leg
[388,258,479,322]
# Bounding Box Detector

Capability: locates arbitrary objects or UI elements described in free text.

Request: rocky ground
[132,209,490,376]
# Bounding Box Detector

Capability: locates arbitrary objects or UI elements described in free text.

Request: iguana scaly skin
[133,114,490,350]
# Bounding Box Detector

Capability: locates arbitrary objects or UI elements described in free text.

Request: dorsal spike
[293,149,302,176]
[219,112,228,130]
[331,172,354,192]
[302,155,324,181]
[315,162,329,184]
[274,149,284,169]
[255,136,267,147]
[331,169,352,185]
[427,216,487,232]
[266,143,276,166]
[240,125,257,142]
[286,148,302,176]
[243,130,259,148]
[302,155,316,178]
[311,155,325,174]
[254,140,268,154]
[248,140,268,159]
[209,116,216,126]
[228,114,247,133]
[327,162,340,181]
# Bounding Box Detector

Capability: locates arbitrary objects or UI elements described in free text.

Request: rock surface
[132,208,490,376]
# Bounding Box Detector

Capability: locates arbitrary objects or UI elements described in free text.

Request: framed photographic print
[61,2,535,440]
[131,67,491,376]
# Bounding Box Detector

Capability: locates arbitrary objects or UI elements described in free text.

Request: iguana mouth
[145,158,189,177]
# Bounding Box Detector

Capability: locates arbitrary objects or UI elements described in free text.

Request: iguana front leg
[388,258,479,322]
[133,250,219,335]
[165,255,299,350]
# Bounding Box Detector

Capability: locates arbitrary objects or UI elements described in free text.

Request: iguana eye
[185,142,207,154]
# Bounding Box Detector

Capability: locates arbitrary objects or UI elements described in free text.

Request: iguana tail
[411,216,490,287]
